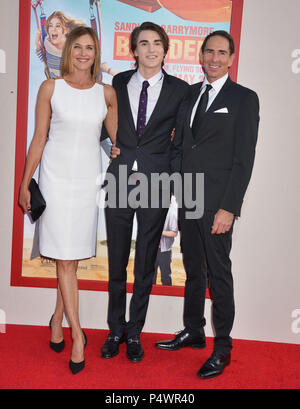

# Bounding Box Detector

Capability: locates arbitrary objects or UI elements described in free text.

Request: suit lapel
[184,82,203,144]
[119,70,176,141]
[194,76,233,143]
[187,82,203,123]
[118,71,136,135]
[206,76,233,114]
[140,70,175,140]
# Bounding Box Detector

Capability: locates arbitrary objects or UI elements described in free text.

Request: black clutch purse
[28,178,46,221]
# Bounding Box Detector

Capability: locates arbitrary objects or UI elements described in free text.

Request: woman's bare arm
[19,79,54,212]
[103,84,118,145]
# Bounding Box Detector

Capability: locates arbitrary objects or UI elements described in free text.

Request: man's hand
[110,144,120,160]
[211,209,234,235]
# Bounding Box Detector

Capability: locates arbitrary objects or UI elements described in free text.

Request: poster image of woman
[33,3,119,79]
[35,11,85,78]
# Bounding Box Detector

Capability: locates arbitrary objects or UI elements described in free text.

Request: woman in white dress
[19,26,117,374]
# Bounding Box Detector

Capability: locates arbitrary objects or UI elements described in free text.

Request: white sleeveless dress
[38,79,107,260]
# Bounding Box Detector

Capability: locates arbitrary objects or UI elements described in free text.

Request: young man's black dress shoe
[101,333,125,359]
[126,335,144,363]
[197,352,231,379]
[155,329,206,351]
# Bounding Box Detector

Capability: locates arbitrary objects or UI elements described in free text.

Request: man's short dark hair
[130,21,169,67]
[201,30,235,56]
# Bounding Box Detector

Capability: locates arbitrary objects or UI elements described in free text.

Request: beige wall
[1,0,300,344]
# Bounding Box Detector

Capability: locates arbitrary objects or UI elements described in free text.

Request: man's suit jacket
[106,69,189,181]
[181,76,259,217]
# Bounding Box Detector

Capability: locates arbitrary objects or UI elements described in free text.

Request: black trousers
[180,210,235,354]
[105,204,168,338]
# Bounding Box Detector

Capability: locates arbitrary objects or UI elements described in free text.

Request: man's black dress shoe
[126,335,144,363]
[155,329,206,351]
[197,352,231,379]
[101,333,125,359]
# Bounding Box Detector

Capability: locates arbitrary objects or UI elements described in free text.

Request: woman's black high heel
[49,315,65,353]
[69,330,87,375]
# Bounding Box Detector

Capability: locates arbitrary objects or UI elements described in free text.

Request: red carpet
[0,324,299,389]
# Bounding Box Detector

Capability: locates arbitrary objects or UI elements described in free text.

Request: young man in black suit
[101,22,189,362]
[155,31,260,378]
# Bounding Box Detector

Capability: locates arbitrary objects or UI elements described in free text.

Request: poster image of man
[153,196,178,286]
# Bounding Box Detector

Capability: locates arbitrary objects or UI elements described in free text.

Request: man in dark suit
[155,30,260,378]
[101,22,189,362]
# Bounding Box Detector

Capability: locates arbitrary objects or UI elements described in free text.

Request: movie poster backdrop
[11,0,243,296]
